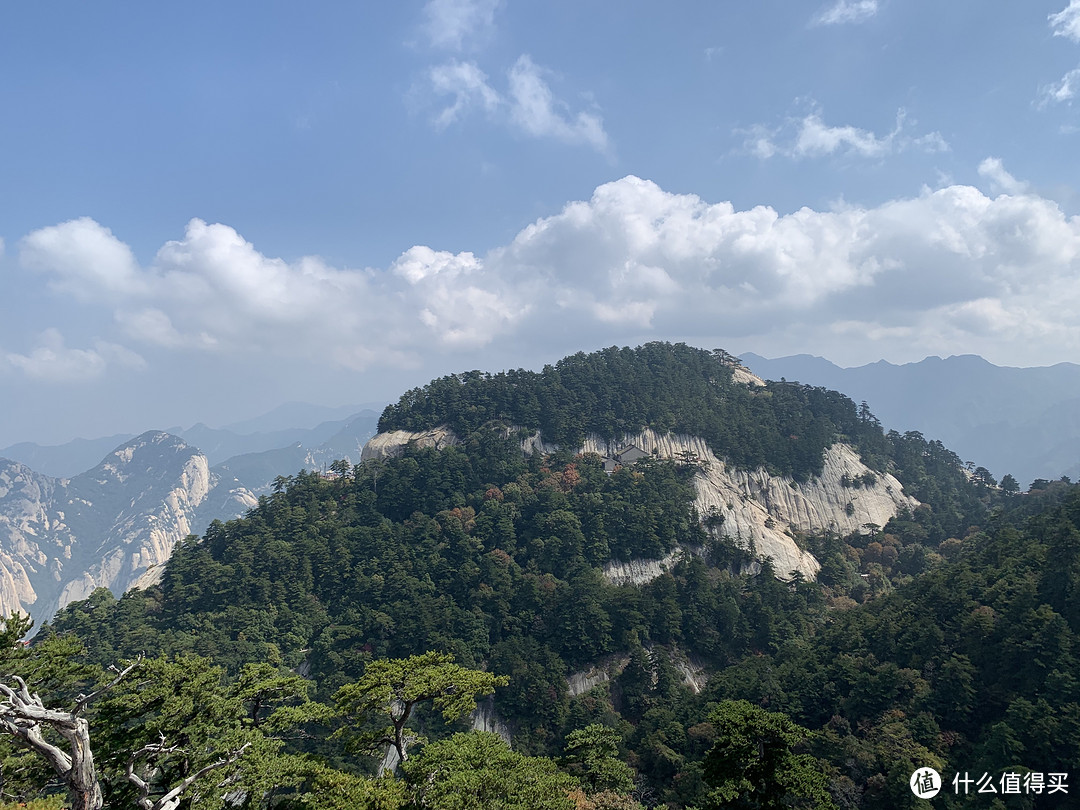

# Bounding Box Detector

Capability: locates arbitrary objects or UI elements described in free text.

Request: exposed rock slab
[0,432,259,626]
[360,427,459,462]
[470,696,513,744]
[361,425,919,580]
[567,655,631,697]
[602,548,684,586]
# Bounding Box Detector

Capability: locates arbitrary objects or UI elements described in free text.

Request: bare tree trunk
[0,659,139,810]
[127,738,250,810]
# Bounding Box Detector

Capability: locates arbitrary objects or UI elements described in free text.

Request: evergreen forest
[1,343,1076,809]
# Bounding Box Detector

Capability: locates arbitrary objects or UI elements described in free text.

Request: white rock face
[360,427,458,462]
[361,425,919,580]
[566,648,705,696]
[602,548,684,586]
[0,432,260,627]
[567,655,631,697]
[731,366,766,387]
[668,648,708,694]
[470,697,513,744]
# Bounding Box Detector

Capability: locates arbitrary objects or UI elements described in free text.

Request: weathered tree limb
[0,655,143,810]
[126,737,251,810]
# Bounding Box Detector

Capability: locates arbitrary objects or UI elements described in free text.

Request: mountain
[42,343,1030,809]
[363,426,916,580]
[0,403,384,477]
[0,434,137,479]
[220,400,382,435]
[740,352,1080,486]
[0,432,255,626]
[0,411,383,627]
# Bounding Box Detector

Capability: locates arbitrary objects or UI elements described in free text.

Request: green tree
[94,654,311,809]
[562,724,636,795]
[333,652,508,767]
[402,731,576,810]
[702,700,837,810]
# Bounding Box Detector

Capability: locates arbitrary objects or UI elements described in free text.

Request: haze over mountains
[741,352,1080,488]
[0,401,385,478]
[4,347,1079,630]
[0,402,382,626]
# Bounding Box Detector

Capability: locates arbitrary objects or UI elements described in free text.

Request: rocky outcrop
[361,425,919,580]
[360,427,458,462]
[470,697,513,744]
[602,548,685,586]
[567,648,706,696]
[567,655,631,697]
[0,432,260,627]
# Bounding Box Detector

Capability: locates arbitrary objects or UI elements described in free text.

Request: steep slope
[0,432,257,625]
[0,414,383,627]
[361,426,916,579]
[365,344,925,579]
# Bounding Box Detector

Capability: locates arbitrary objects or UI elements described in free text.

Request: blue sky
[3,0,1080,446]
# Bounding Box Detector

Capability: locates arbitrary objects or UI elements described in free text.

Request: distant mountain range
[740,352,1080,487]
[7,351,1080,628]
[0,401,385,477]
[0,402,382,626]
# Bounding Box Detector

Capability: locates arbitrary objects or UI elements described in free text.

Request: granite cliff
[360,424,918,580]
[0,432,258,626]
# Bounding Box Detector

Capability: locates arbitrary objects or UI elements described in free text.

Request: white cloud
[428,60,501,128]
[812,0,879,26]
[423,0,501,50]
[19,217,143,300]
[20,168,1080,372]
[978,157,1030,195]
[743,106,948,160]
[507,55,609,152]
[391,246,526,348]
[3,329,143,383]
[1039,67,1080,106]
[1050,0,1080,42]
[794,113,895,157]
[423,54,610,152]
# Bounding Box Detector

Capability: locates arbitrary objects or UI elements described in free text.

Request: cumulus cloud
[391,246,526,348]
[19,217,143,299]
[1051,0,1080,42]
[812,0,879,26]
[742,106,947,160]
[423,0,501,50]
[19,168,1080,373]
[3,329,144,383]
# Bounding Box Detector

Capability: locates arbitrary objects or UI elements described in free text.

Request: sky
[3,0,1080,446]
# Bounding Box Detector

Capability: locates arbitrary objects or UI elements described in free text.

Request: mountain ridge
[740,351,1080,485]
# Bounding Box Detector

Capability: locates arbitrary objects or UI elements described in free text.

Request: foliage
[702,700,837,809]
[332,652,508,764]
[401,731,578,810]
[28,343,1038,808]
[562,724,635,795]
[379,343,888,481]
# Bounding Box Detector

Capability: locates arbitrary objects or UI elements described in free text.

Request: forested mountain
[2,343,1060,808]
[0,414,381,627]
